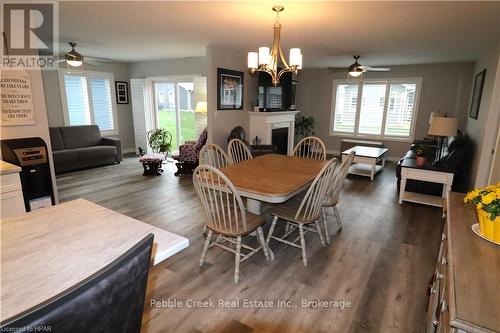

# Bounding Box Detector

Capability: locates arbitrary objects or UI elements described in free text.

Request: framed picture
[115,81,129,104]
[217,68,244,110]
[469,69,486,119]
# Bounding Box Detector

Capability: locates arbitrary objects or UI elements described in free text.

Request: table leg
[399,177,407,204]
[247,198,262,215]
[370,162,375,181]
[442,185,451,218]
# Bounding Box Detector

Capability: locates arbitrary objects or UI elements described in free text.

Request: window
[330,78,421,140]
[60,70,118,135]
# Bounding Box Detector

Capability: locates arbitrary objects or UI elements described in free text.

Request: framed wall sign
[469,69,486,120]
[115,81,129,104]
[1,70,36,126]
[217,68,244,110]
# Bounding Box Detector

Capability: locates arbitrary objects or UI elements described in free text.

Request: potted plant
[147,128,172,154]
[295,114,315,140]
[414,144,432,167]
[464,183,500,243]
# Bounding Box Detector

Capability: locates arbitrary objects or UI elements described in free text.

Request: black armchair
[227,126,277,156]
[2,234,154,333]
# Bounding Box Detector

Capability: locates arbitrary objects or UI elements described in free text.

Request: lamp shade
[194,101,207,113]
[428,117,458,137]
[258,47,270,65]
[247,52,258,69]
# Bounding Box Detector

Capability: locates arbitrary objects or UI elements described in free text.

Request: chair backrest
[199,144,231,169]
[228,138,253,164]
[193,165,248,235]
[294,158,337,223]
[293,136,326,160]
[194,127,208,152]
[325,151,355,206]
[2,234,154,332]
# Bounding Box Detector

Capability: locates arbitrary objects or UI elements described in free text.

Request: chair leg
[266,216,278,246]
[234,236,242,283]
[257,226,273,261]
[333,206,343,229]
[322,207,330,244]
[199,229,212,266]
[299,224,308,267]
[315,221,325,247]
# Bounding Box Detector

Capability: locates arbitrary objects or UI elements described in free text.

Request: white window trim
[329,77,423,142]
[58,69,119,136]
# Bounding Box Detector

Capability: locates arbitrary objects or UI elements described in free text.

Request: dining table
[219,154,330,214]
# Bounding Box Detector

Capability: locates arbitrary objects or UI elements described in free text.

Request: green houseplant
[147,128,172,154]
[295,114,315,140]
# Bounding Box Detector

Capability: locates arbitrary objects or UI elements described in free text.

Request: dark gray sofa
[49,125,122,174]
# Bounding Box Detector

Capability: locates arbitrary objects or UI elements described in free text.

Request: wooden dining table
[220,154,329,214]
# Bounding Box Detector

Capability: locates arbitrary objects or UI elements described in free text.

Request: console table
[426,192,500,333]
[399,159,454,217]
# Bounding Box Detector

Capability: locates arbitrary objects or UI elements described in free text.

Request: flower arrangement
[464,182,500,243]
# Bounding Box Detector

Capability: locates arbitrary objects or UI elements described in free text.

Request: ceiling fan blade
[327,67,347,72]
[54,59,66,64]
[85,56,114,63]
[365,67,391,72]
[84,59,103,66]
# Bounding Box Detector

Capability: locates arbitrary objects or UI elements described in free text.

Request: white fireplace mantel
[248,111,299,155]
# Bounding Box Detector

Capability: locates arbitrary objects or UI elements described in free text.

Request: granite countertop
[0,160,21,175]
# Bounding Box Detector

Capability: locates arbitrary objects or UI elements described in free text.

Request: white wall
[206,45,258,148]
[42,62,136,152]
[128,56,206,78]
[1,69,59,203]
[464,43,500,188]
[298,62,475,159]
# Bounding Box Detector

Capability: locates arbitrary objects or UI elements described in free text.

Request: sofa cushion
[49,127,65,151]
[59,125,102,149]
[76,146,117,160]
[52,149,78,164]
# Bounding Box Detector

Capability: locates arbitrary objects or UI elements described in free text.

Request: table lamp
[428,116,458,165]
[195,101,207,113]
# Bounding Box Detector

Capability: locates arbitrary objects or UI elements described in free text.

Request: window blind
[358,84,386,135]
[384,83,416,137]
[90,78,114,131]
[64,75,91,126]
[333,84,358,133]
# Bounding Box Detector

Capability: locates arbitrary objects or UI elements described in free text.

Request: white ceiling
[59,1,500,68]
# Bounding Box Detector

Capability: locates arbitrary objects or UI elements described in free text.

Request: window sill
[101,131,119,137]
[329,132,413,143]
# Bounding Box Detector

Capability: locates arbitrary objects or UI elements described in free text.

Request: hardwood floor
[56,157,444,333]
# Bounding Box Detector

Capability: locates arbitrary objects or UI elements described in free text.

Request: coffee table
[342,146,388,180]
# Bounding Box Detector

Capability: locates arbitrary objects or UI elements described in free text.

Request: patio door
[153,77,206,152]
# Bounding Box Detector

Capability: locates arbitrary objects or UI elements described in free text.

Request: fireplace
[272,127,289,155]
[248,111,299,156]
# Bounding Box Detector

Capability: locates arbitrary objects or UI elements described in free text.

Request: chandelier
[247,5,302,86]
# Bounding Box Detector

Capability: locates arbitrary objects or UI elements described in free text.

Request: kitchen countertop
[0,161,21,175]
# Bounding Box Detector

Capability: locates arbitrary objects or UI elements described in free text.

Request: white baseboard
[326,149,400,162]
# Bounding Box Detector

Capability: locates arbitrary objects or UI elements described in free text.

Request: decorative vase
[416,156,426,167]
[477,208,500,243]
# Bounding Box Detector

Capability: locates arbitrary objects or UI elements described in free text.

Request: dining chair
[293,136,327,160]
[228,138,253,164]
[199,144,231,169]
[322,151,355,243]
[193,165,271,283]
[266,158,337,266]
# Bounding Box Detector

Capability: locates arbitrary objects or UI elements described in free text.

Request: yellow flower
[481,192,496,205]
[477,202,483,209]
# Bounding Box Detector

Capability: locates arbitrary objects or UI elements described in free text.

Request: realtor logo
[1,0,58,69]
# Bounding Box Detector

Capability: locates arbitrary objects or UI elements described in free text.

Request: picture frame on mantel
[115,81,129,104]
[469,69,486,119]
[217,68,244,110]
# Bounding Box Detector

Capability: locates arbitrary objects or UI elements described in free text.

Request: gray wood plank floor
[56,157,443,333]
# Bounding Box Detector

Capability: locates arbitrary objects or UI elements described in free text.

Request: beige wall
[464,43,500,188]
[206,45,258,149]
[42,62,136,152]
[298,62,475,159]
[1,69,58,203]
[128,56,206,78]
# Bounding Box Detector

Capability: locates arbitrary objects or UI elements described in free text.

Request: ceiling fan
[54,42,114,67]
[328,55,391,77]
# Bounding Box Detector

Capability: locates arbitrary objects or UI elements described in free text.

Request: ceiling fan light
[66,59,83,67]
[349,71,363,77]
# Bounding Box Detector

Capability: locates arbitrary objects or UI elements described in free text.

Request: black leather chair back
[2,234,154,333]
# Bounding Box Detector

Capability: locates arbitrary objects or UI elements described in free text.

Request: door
[154,78,206,152]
